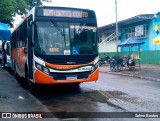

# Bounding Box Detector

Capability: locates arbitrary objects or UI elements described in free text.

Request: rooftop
[99,14,154,31]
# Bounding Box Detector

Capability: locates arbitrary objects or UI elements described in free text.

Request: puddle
[84,90,127,103]
[34,87,138,112]
[84,91,126,110]
[83,90,141,110]
[84,91,109,103]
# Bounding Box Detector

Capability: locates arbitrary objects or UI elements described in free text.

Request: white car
[2,41,11,68]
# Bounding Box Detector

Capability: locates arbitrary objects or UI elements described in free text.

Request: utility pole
[115,0,119,59]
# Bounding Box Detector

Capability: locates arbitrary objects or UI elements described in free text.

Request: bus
[2,41,11,68]
[11,6,99,88]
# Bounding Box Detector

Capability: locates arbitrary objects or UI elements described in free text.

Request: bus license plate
[66,76,77,80]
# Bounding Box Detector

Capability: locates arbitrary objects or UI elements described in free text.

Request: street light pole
[115,0,119,59]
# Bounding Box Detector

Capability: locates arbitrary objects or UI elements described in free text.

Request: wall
[148,13,160,50]
[120,21,150,52]
[99,14,160,64]
[98,40,120,52]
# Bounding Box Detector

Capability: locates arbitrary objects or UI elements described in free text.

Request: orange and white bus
[11,6,99,88]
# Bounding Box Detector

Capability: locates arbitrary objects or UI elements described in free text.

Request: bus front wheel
[25,66,37,92]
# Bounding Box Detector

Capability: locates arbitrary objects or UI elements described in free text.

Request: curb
[100,70,160,82]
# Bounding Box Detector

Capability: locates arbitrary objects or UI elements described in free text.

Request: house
[98,12,160,64]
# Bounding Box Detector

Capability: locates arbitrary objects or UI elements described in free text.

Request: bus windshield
[34,21,98,55]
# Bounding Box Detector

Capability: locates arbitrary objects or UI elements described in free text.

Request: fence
[99,50,160,64]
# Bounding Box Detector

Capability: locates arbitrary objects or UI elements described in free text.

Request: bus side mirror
[24,47,27,53]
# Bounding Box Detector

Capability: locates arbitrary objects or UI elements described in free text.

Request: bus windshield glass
[34,21,98,55]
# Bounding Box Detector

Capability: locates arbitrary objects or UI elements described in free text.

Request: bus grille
[50,72,90,80]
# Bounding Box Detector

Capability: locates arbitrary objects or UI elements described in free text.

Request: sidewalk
[99,64,160,82]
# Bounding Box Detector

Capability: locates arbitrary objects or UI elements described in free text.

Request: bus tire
[27,77,37,92]
[25,66,37,92]
[73,83,80,89]
[2,52,6,68]
[14,62,17,78]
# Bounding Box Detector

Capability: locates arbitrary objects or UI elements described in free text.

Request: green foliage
[0,0,17,26]
[0,0,50,27]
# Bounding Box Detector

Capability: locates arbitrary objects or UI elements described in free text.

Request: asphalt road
[32,72,160,121]
[0,67,160,121]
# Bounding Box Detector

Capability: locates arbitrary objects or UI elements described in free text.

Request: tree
[0,0,17,26]
[0,0,51,27]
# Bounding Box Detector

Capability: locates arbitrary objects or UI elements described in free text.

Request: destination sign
[36,8,96,19]
[43,9,88,18]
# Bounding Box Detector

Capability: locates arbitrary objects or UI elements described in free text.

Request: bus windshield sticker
[72,47,79,55]
[49,48,59,52]
[70,25,96,30]
[64,50,71,55]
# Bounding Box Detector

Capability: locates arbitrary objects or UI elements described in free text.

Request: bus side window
[16,29,20,48]
[19,25,23,47]
[23,21,27,46]
[19,20,27,47]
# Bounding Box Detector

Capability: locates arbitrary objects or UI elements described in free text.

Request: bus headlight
[43,67,50,75]
[35,62,50,75]
[91,56,99,73]
[91,62,99,73]
[35,63,42,70]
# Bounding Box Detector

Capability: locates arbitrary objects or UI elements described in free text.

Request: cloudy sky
[14,0,160,27]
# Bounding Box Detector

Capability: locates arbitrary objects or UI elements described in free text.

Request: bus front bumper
[34,68,99,84]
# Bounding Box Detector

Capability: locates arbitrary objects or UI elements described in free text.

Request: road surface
[0,67,160,121]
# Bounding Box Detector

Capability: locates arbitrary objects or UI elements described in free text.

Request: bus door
[27,15,33,80]
[19,21,27,71]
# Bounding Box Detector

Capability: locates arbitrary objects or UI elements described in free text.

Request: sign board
[152,35,160,44]
[36,7,95,19]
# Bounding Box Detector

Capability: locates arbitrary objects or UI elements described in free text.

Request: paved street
[0,67,160,121]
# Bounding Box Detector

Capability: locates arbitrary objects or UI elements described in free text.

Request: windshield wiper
[50,19,65,36]
[50,19,67,46]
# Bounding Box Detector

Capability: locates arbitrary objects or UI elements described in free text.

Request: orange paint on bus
[12,47,27,71]
[45,62,94,70]
[34,67,98,84]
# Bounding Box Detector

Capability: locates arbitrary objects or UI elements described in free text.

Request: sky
[14,0,160,28]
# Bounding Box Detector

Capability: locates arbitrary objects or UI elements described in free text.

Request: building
[98,12,160,64]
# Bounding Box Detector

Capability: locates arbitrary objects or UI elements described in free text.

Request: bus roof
[11,6,95,34]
